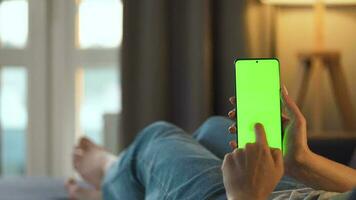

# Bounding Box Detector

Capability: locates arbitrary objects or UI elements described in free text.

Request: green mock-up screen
[235,59,282,149]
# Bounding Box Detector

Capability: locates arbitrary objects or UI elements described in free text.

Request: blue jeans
[102,116,304,200]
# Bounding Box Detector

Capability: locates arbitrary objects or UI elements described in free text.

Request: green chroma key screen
[235,58,282,149]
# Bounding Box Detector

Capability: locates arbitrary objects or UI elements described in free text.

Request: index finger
[254,123,268,147]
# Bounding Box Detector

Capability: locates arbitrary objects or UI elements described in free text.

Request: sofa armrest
[308,138,356,166]
[348,189,356,200]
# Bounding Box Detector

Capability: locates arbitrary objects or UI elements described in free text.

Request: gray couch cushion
[0,177,68,200]
[350,149,356,169]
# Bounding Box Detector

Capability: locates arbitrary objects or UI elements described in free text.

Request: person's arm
[287,148,356,192]
[280,85,356,192]
[227,85,356,193]
[221,124,284,200]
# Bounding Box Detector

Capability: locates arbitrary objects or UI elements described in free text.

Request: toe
[73,148,84,157]
[73,149,83,161]
[65,178,76,189]
[65,178,79,199]
[72,149,84,170]
[79,137,95,151]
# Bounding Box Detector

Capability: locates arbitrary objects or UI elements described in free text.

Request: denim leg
[193,116,235,159]
[274,176,308,191]
[102,157,144,200]
[102,121,227,200]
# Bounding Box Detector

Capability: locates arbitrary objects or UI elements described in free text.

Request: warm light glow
[261,0,356,5]
[78,0,123,49]
[0,0,28,48]
[77,67,120,145]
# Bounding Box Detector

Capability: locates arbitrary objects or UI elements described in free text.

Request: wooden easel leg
[297,59,312,109]
[327,59,356,131]
[310,57,324,133]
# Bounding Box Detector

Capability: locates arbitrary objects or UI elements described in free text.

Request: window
[77,67,120,145]
[77,0,123,48]
[0,67,27,176]
[0,0,122,177]
[75,0,122,145]
[0,0,31,177]
[0,0,28,48]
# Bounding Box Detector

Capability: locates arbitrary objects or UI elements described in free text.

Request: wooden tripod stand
[297,50,356,133]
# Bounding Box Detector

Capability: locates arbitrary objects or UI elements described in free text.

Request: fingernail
[229,126,236,132]
[254,123,262,131]
[229,141,235,149]
[229,98,234,105]
[228,111,233,117]
[283,85,289,95]
[68,178,75,183]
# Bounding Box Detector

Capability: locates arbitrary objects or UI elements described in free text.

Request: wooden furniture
[261,0,356,136]
[297,50,356,133]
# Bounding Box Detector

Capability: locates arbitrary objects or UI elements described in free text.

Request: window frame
[49,0,120,177]
[0,0,49,176]
[0,0,121,177]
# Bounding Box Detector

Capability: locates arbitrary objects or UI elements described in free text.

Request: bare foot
[66,178,102,200]
[73,137,117,189]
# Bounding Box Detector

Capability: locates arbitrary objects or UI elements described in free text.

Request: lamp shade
[261,0,356,5]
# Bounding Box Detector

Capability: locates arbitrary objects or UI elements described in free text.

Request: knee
[202,116,233,128]
[194,116,233,141]
[139,121,182,141]
[145,121,176,132]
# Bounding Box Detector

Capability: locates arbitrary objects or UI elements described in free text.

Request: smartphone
[234,58,282,149]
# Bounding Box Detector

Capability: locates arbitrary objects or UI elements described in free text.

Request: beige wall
[276,6,356,131]
[246,2,274,57]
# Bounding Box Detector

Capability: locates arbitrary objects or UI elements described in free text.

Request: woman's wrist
[285,147,314,177]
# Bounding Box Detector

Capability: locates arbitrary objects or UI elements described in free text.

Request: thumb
[281,85,304,120]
